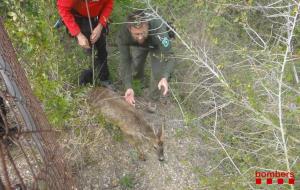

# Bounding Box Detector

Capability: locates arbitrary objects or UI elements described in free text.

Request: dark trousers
[130,47,167,101]
[75,16,109,83]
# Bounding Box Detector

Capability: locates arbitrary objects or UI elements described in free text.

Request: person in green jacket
[117,10,175,112]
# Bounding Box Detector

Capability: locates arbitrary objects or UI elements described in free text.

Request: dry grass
[60,88,209,190]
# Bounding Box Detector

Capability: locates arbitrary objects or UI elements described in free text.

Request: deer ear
[148,122,155,133]
[152,126,157,136]
[157,124,164,142]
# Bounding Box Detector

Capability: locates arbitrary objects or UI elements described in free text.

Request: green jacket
[117,18,175,89]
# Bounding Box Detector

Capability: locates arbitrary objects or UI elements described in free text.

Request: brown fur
[88,87,164,161]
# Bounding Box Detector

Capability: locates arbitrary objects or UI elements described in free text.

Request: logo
[255,171,295,185]
[161,37,170,48]
[157,35,170,48]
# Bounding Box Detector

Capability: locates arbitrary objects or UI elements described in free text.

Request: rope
[84,0,96,86]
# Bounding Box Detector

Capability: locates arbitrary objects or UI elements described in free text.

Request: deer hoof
[159,156,165,162]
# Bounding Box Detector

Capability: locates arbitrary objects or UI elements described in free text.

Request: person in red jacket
[57,0,114,86]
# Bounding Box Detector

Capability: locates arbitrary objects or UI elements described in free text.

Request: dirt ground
[63,89,209,190]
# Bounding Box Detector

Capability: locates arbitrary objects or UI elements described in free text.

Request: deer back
[88,87,157,143]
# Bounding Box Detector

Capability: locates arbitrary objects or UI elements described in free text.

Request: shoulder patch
[161,37,170,48]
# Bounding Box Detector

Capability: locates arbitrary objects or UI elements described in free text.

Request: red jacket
[57,0,114,36]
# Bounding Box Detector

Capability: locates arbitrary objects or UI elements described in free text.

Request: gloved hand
[124,88,135,107]
[158,77,168,96]
[76,32,90,49]
[90,24,103,44]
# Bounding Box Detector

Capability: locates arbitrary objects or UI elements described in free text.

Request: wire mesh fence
[0,17,76,190]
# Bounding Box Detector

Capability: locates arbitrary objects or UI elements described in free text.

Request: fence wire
[0,17,76,190]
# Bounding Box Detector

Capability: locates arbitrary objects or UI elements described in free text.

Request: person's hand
[158,78,168,96]
[76,32,90,49]
[90,24,103,44]
[124,88,135,107]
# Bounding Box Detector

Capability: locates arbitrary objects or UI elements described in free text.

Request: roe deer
[88,87,164,161]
